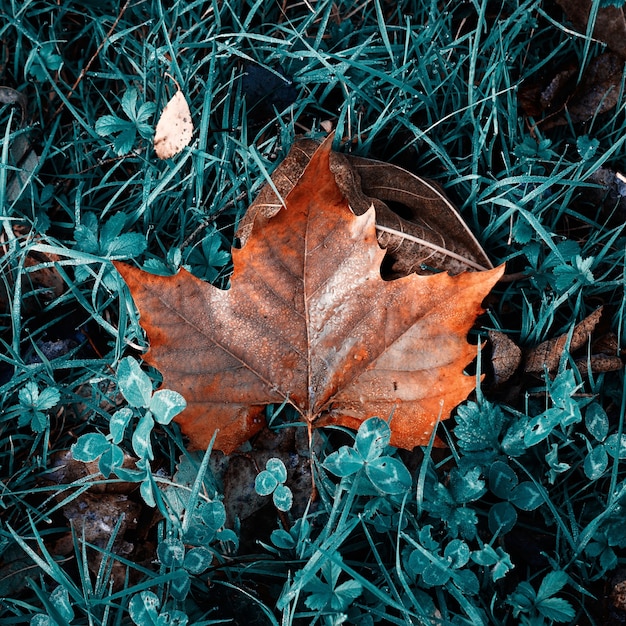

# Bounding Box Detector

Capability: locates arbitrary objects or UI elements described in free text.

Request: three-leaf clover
[255,458,293,512]
[488,461,543,535]
[323,417,412,495]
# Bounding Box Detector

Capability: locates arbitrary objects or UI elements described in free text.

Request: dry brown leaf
[45,450,152,590]
[489,330,522,385]
[116,138,503,453]
[0,228,65,316]
[567,53,624,122]
[556,0,626,58]
[519,2,626,130]
[239,138,493,276]
[519,53,624,128]
[525,307,603,374]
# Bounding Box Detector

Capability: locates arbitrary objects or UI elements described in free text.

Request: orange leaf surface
[115,138,503,454]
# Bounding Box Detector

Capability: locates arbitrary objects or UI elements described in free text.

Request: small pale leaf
[154,90,193,159]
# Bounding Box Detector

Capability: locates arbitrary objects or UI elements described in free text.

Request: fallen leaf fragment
[556,0,626,58]
[154,89,193,159]
[489,330,522,385]
[45,450,153,590]
[567,53,624,122]
[525,307,604,374]
[116,138,503,453]
[519,53,624,128]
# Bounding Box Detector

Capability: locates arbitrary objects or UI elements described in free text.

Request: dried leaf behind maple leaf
[239,138,492,276]
[116,138,503,453]
[519,53,624,128]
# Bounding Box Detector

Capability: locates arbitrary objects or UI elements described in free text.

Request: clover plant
[255,457,294,512]
[71,356,186,506]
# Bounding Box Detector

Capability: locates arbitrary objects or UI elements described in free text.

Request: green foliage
[5,380,60,432]
[30,585,75,626]
[507,571,576,623]
[71,357,186,505]
[25,42,63,82]
[324,417,412,495]
[73,212,147,289]
[129,591,188,626]
[302,558,363,613]
[95,87,156,156]
[182,225,231,283]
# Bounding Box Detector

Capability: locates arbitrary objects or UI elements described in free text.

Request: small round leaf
[365,456,411,494]
[273,484,293,511]
[149,389,186,425]
[356,417,390,461]
[511,481,543,511]
[200,500,226,531]
[117,357,153,408]
[183,546,213,574]
[422,562,451,587]
[584,445,608,480]
[489,461,518,498]
[157,610,188,626]
[110,407,133,444]
[488,501,517,535]
[271,529,296,550]
[443,539,470,569]
[585,403,609,442]
[99,443,125,478]
[605,434,626,459]
[129,591,160,625]
[170,569,191,601]
[71,433,110,462]
[265,457,287,482]
[132,413,154,460]
[255,470,278,496]
[323,446,364,477]
[157,538,185,567]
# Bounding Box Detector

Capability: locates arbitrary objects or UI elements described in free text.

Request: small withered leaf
[524,307,603,375]
[154,90,193,159]
[489,330,522,386]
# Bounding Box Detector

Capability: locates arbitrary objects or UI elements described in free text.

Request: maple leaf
[115,138,503,454]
